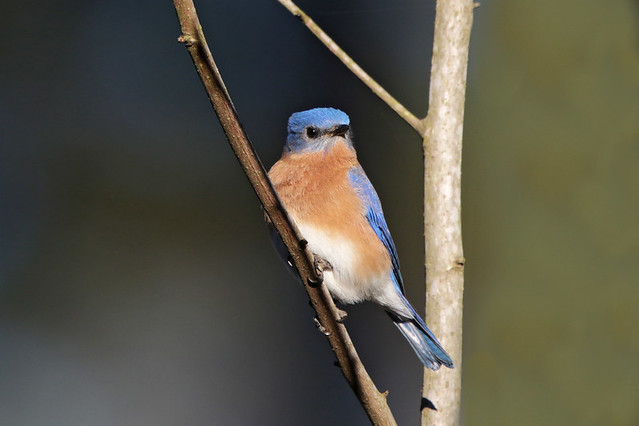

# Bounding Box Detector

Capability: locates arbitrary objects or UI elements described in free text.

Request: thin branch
[172,1,396,424]
[278,0,425,134]
[421,0,473,425]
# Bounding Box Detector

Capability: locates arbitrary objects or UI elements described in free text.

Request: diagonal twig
[278,0,425,135]
[172,1,397,424]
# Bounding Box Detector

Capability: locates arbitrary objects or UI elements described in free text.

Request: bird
[267,107,453,370]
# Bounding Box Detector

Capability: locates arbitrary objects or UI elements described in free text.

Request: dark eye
[306,126,319,139]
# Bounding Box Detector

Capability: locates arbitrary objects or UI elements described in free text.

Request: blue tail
[388,306,454,370]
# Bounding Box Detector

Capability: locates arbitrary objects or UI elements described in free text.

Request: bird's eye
[306,126,319,139]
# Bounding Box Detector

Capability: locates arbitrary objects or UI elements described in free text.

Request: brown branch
[278,0,424,134]
[421,0,473,425]
[172,1,396,424]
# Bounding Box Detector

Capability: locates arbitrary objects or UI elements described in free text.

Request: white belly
[297,223,384,304]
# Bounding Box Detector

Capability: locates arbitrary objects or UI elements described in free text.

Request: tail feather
[388,311,454,370]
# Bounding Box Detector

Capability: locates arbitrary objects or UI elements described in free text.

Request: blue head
[285,108,352,154]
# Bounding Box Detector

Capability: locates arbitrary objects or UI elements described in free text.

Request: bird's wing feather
[348,166,404,294]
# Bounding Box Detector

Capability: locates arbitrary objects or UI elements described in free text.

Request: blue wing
[348,166,454,369]
[348,166,404,294]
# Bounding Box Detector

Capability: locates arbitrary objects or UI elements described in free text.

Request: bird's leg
[306,253,331,286]
[312,255,348,322]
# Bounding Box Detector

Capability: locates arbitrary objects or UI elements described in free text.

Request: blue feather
[348,166,404,294]
[348,166,454,369]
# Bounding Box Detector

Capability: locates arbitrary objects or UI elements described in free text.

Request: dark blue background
[2,1,638,425]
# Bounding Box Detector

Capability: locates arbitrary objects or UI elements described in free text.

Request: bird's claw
[307,255,332,286]
[313,255,332,276]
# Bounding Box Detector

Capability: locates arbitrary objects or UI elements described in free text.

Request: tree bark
[421,0,473,425]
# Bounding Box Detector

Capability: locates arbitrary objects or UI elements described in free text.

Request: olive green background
[1,1,637,425]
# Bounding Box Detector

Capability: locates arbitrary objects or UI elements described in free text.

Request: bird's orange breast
[268,142,390,281]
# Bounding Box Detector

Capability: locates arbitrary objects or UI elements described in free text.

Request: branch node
[420,397,438,411]
[335,308,348,323]
[314,317,331,336]
[177,34,197,46]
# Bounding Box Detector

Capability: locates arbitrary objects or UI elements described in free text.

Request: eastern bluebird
[268,107,453,370]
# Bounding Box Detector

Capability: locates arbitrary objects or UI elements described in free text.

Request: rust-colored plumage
[269,141,390,283]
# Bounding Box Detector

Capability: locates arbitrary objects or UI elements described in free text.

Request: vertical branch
[172,1,397,424]
[421,0,473,425]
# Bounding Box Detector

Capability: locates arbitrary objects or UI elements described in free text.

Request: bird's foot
[313,255,332,276]
[308,255,332,286]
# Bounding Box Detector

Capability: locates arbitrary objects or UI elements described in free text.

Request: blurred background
[1,0,638,425]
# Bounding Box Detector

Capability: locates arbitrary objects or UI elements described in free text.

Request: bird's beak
[331,124,350,137]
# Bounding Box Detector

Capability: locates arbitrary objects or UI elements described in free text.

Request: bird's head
[285,107,352,154]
